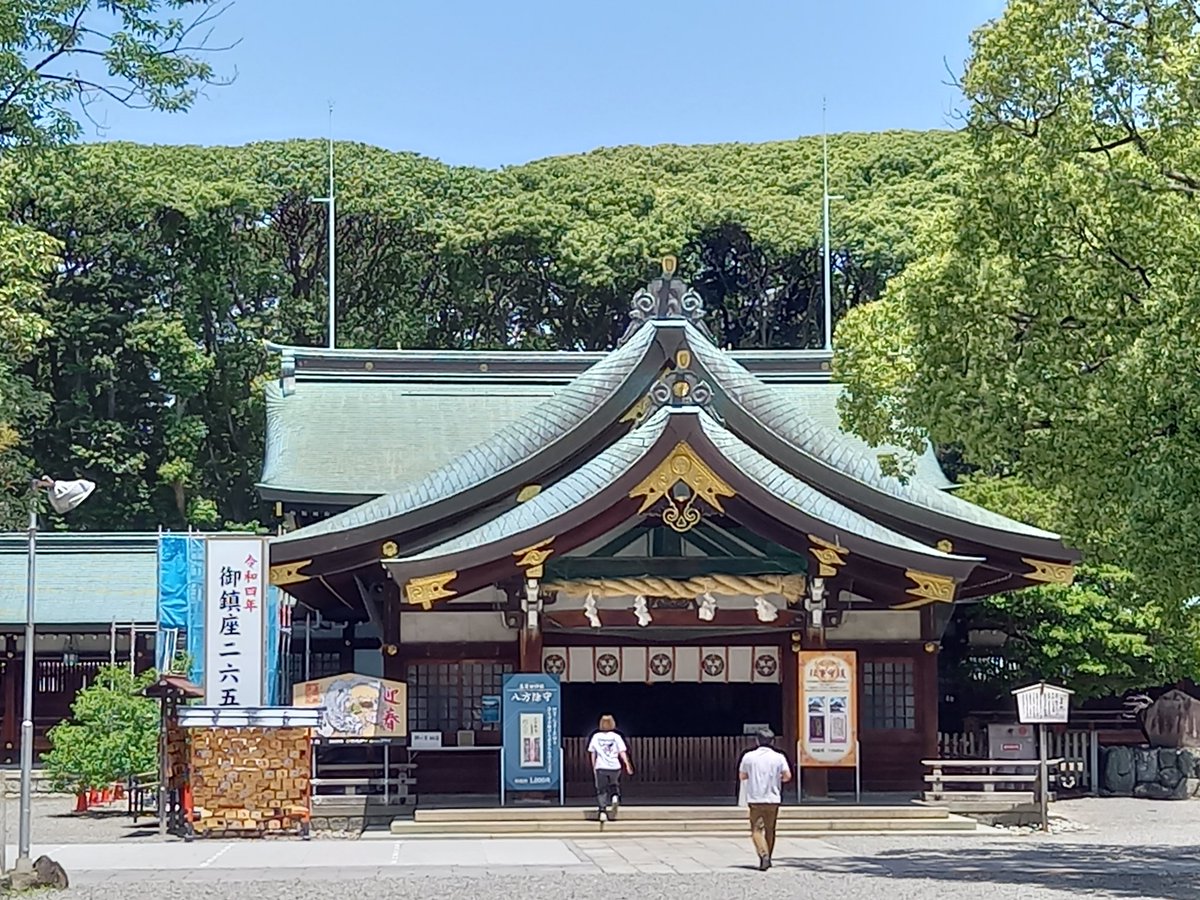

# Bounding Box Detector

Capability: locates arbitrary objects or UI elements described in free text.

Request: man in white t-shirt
[738,728,792,870]
[587,714,633,822]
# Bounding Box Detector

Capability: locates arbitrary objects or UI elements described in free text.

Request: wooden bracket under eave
[892,569,957,610]
[514,537,555,579]
[404,571,458,610]
[1022,558,1076,585]
[269,560,312,587]
[807,534,848,578]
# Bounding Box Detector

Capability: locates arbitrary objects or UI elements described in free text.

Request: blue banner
[502,674,561,793]
[157,534,190,629]
[184,535,206,685]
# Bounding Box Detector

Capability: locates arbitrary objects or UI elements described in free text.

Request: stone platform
[390,802,979,837]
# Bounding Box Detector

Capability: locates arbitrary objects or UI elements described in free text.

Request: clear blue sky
[87,0,1006,169]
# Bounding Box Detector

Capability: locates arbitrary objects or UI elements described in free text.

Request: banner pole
[559,745,565,807]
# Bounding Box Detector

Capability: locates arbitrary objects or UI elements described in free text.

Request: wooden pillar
[518,627,543,674]
[381,580,404,683]
[340,622,356,673]
[803,625,829,799]
[782,633,799,801]
[919,607,940,765]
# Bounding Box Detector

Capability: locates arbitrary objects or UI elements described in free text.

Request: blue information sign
[501,673,561,794]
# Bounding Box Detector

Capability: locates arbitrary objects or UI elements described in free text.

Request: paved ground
[3,796,1199,898]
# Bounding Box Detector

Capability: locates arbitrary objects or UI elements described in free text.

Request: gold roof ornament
[893,570,957,609]
[404,571,458,610]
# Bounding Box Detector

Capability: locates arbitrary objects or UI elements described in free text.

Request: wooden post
[803,627,829,799]
[518,627,543,674]
[781,636,799,802]
[1038,723,1049,832]
[2,767,8,874]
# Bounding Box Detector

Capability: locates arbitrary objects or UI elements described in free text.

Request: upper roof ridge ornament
[619,256,715,346]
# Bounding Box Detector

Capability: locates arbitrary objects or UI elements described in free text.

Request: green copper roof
[388,408,977,573]
[686,326,1057,541]
[0,533,158,625]
[274,322,660,542]
[261,327,951,504]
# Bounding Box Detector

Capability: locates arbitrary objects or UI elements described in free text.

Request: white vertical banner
[204,536,267,707]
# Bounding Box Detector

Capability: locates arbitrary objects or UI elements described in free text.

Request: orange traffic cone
[87,789,99,805]
[113,782,125,800]
[101,787,112,803]
[74,792,89,813]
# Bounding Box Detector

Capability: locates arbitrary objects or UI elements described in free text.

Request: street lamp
[16,476,95,875]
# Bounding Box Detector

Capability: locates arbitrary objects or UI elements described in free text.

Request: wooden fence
[564,735,753,793]
[937,730,1098,793]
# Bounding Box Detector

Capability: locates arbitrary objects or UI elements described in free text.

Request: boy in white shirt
[587,714,633,822]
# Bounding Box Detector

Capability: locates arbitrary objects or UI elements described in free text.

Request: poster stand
[798,650,860,803]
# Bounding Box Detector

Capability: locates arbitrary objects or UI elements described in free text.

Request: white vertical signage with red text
[204,537,267,707]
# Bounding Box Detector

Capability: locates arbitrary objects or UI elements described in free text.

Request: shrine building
[263,266,1079,797]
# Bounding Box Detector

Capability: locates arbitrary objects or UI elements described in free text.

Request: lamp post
[15,476,95,875]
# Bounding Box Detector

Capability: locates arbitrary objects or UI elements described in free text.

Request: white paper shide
[204,538,267,707]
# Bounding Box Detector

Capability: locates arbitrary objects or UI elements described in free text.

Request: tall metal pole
[821,100,844,353]
[17,496,38,872]
[326,106,336,350]
[312,102,336,350]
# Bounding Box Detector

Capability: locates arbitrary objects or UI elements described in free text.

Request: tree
[835,0,1200,599]
[0,0,229,524]
[3,132,970,530]
[0,0,229,152]
[43,665,159,793]
[947,566,1200,702]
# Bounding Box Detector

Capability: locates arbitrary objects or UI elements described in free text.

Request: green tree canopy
[3,131,969,530]
[836,0,1200,599]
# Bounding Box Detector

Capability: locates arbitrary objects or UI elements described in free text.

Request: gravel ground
[8,795,1200,899]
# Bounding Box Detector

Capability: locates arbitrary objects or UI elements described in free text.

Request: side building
[264,269,1080,796]
[0,532,158,764]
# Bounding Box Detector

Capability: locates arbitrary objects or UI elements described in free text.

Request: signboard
[410,731,443,749]
[292,673,407,739]
[480,695,500,725]
[1013,682,1073,724]
[204,537,267,707]
[799,650,858,767]
[502,673,561,792]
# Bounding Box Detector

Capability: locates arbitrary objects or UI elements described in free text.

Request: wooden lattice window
[862,660,916,730]
[406,661,512,733]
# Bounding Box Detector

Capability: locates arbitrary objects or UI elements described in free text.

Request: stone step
[390,815,979,836]
[413,804,951,823]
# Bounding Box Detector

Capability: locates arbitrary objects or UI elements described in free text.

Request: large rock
[1135,747,1160,783]
[1103,746,1136,795]
[1177,748,1199,778]
[1142,690,1200,749]
[1134,778,1190,800]
[1158,766,1183,788]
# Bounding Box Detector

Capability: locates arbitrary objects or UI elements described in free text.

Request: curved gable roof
[274,322,662,554]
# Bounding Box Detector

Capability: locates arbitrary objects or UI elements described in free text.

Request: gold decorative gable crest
[514,538,555,578]
[404,571,458,610]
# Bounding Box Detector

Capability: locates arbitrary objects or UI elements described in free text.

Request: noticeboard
[501,673,561,792]
[798,650,858,768]
[1012,682,1073,724]
[292,673,407,739]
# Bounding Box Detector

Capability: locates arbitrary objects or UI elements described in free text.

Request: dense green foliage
[1,131,969,530]
[951,566,1200,701]
[0,0,226,525]
[835,0,1200,600]
[43,665,159,792]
